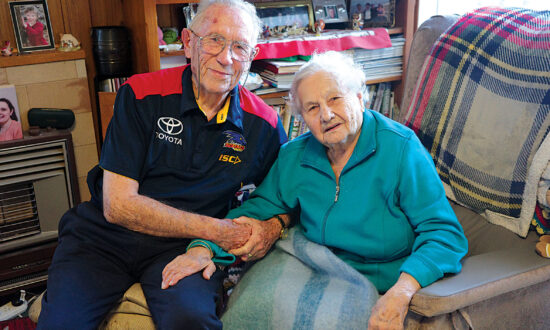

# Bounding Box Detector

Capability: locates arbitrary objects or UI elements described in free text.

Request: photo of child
[0,85,23,142]
[9,1,54,53]
[21,6,49,47]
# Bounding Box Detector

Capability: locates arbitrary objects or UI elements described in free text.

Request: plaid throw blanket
[402,7,550,237]
[221,227,379,329]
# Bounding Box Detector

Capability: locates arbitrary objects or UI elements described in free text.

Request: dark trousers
[37,202,223,330]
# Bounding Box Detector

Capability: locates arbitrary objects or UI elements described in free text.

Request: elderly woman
[165,51,468,328]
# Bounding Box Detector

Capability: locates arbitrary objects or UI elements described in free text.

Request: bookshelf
[120,0,417,104]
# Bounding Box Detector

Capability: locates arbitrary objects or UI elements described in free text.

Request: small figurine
[352,13,364,31]
[1,41,13,56]
[158,26,166,46]
[58,34,81,51]
[262,25,271,39]
[314,19,325,36]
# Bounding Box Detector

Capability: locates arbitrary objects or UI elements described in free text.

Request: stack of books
[349,35,405,81]
[252,60,306,89]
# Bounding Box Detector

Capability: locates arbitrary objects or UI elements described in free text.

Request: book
[253,59,306,74]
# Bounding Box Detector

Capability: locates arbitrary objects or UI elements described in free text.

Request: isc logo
[219,154,241,164]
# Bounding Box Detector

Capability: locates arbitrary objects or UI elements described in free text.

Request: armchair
[401,8,550,329]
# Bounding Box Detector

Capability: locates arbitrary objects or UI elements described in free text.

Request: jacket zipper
[321,184,340,244]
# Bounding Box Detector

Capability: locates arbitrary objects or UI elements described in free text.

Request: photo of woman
[0,85,24,142]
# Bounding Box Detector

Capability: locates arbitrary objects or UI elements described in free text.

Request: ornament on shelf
[314,19,325,36]
[1,41,13,56]
[352,13,364,31]
[58,34,81,52]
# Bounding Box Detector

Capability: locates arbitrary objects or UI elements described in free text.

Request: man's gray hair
[289,51,367,115]
[189,0,263,45]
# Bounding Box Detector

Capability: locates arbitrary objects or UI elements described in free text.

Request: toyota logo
[157,117,183,135]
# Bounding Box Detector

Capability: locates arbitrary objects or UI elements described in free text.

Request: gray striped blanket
[221,227,379,330]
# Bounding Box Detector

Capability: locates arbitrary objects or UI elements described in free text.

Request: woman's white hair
[189,0,263,45]
[288,51,367,115]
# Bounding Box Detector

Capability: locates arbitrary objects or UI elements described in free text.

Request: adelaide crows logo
[223,130,246,152]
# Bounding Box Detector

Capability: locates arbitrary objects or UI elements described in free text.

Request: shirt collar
[180,66,243,131]
[301,110,377,175]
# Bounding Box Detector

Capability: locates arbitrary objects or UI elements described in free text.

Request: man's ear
[182,28,192,59]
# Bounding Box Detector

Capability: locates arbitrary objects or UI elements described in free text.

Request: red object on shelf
[255,28,392,60]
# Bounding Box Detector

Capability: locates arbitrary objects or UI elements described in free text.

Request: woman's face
[0,101,13,126]
[298,71,364,150]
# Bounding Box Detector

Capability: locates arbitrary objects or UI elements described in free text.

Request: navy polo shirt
[89,65,287,219]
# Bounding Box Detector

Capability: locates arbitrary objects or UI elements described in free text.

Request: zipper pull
[335,185,340,202]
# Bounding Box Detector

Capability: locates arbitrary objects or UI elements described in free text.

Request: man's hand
[161,247,215,289]
[211,218,252,251]
[368,273,420,330]
[228,216,281,261]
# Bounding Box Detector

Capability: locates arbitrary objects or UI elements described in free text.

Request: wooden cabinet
[120,0,417,104]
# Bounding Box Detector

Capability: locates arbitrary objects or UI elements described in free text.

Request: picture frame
[9,0,55,53]
[350,0,395,28]
[311,0,348,23]
[255,1,314,34]
[0,85,24,142]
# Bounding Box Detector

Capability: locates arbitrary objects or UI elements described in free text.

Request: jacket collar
[180,66,243,131]
[301,110,376,176]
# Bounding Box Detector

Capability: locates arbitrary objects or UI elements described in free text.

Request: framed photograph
[350,0,395,28]
[312,0,348,23]
[9,1,55,53]
[0,85,24,142]
[255,1,314,33]
[183,3,199,27]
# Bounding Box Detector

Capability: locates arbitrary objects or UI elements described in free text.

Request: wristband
[187,240,214,259]
[274,215,288,239]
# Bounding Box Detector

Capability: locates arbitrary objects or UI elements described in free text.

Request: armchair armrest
[409,244,550,317]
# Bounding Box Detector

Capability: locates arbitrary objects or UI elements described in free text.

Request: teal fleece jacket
[190,110,468,292]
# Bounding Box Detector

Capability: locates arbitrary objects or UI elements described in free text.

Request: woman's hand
[161,246,215,289]
[228,216,282,261]
[368,272,420,330]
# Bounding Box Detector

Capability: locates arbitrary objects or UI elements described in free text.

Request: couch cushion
[401,7,550,237]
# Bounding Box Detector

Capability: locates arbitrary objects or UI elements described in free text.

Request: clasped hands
[162,216,280,289]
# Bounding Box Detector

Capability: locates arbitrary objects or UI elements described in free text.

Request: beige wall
[0,59,97,202]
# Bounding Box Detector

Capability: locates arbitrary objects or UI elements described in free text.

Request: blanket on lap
[221,227,379,330]
[402,7,550,237]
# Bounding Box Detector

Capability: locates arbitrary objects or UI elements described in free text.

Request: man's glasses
[189,29,257,63]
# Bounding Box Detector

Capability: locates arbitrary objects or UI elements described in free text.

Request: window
[418,0,547,27]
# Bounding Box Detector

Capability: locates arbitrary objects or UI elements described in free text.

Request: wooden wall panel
[89,0,123,26]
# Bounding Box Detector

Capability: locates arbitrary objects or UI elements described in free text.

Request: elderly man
[37,0,287,328]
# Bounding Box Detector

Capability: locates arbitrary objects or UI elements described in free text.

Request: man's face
[184,5,255,97]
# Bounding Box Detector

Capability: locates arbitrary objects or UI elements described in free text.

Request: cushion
[401,7,550,236]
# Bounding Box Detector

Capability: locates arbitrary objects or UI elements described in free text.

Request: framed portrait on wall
[0,85,24,142]
[350,0,396,28]
[311,0,348,23]
[9,0,55,53]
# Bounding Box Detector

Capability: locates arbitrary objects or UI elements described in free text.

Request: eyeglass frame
[187,28,258,63]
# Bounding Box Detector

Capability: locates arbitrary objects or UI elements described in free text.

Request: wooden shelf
[365,75,402,85]
[0,49,85,68]
[160,49,186,57]
[387,27,404,35]
[156,0,198,4]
